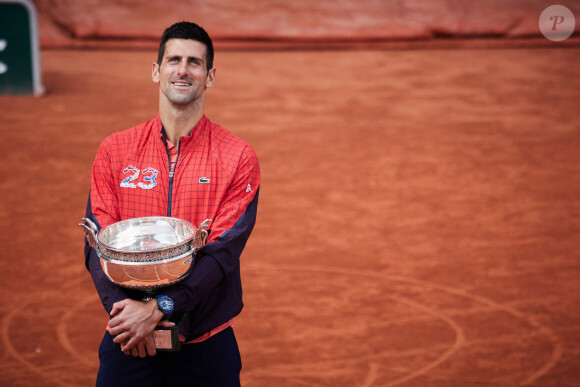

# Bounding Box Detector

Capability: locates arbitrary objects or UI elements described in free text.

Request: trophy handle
[79,217,99,249]
[192,219,212,252]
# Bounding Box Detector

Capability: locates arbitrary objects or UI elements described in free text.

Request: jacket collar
[156,115,210,151]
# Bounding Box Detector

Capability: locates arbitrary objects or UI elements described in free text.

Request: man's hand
[108,299,175,356]
[123,333,157,357]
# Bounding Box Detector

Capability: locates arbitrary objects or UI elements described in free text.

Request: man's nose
[177,60,188,75]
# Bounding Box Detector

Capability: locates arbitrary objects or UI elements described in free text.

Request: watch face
[157,295,174,312]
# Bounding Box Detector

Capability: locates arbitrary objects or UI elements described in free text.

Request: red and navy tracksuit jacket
[84,115,260,341]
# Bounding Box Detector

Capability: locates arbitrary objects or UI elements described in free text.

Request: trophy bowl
[80,217,212,293]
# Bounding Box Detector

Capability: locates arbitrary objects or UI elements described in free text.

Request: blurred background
[31,0,580,49]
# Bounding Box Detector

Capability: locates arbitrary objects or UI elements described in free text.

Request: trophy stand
[152,313,185,351]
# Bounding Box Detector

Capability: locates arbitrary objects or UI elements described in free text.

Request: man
[84,21,260,386]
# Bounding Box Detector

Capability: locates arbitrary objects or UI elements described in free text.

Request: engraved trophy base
[154,314,184,352]
[115,314,185,352]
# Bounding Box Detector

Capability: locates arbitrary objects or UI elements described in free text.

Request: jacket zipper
[166,142,180,217]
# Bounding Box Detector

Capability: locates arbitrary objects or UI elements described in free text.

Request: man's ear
[152,62,160,83]
[206,68,216,88]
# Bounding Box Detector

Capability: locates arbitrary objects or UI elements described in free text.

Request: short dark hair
[157,22,214,71]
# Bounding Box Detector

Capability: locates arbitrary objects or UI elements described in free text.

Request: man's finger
[157,320,176,328]
[108,323,124,335]
[137,341,147,358]
[108,312,126,329]
[145,335,157,356]
[108,316,128,333]
[121,341,131,355]
[113,331,131,344]
[110,300,127,317]
[120,336,140,352]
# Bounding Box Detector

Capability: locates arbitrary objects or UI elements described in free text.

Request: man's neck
[159,100,204,144]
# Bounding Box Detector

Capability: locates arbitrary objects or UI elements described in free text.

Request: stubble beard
[165,88,197,105]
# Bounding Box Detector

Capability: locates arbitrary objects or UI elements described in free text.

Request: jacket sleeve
[164,145,261,313]
[84,140,130,314]
[84,196,131,314]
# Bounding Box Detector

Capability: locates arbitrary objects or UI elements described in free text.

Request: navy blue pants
[96,328,241,387]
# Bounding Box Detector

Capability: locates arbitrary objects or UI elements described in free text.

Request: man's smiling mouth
[172,81,191,88]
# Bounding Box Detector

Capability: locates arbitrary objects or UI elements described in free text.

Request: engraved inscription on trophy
[154,330,173,350]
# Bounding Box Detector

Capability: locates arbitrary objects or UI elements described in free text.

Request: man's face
[152,39,215,106]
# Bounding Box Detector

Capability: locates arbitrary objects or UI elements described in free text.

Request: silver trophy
[79,216,212,351]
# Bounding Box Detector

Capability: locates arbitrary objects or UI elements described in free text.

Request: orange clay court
[1,10,580,387]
